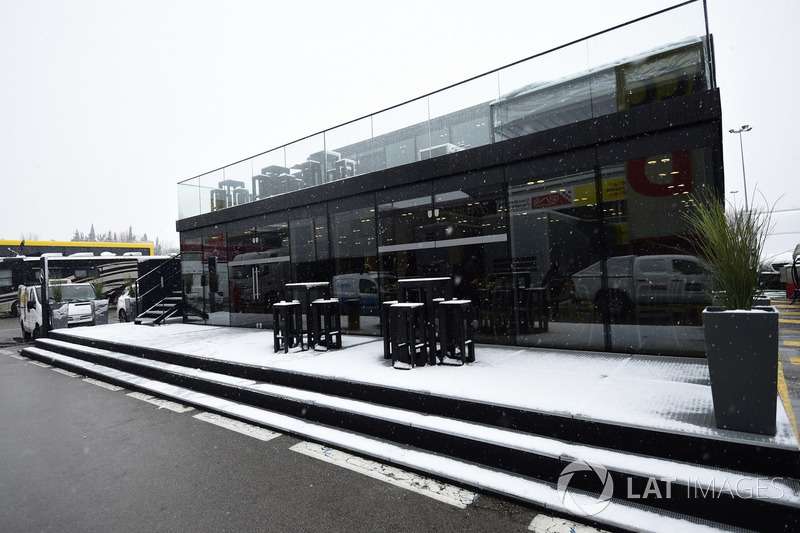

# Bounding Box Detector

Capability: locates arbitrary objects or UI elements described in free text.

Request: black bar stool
[438,299,475,365]
[285,282,331,346]
[273,300,304,353]
[388,302,427,369]
[310,298,342,351]
[381,300,398,359]
[524,287,549,333]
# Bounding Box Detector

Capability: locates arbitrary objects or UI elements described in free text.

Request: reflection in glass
[329,195,382,332]
[324,117,372,179]
[285,133,326,189]
[227,215,290,328]
[290,205,331,284]
[251,148,289,201]
[180,230,203,319]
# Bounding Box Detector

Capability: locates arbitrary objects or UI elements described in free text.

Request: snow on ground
[61,322,798,449]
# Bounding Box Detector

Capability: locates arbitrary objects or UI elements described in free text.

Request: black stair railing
[133,253,183,319]
[131,253,209,325]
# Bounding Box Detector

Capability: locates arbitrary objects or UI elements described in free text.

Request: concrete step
[21,334,800,532]
[44,330,800,478]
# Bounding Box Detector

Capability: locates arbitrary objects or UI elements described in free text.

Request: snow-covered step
[22,339,800,532]
[42,329,799,482]
[17,345,748,533]
[25,338,800,513]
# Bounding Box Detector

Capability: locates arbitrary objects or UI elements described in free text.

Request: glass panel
[377,183,434,279]
[209,160,253,211]
[497,43,591,106]
[199,169,224,216]
[325,117,372,179]
[433,169,507,241]
[285,133,326,189]
[329,195,383,332]
[177,179,203,220]
[330,199,378,271]
[509,166,606,351]
[433,170,510,344]
[290,204,331,283]
[494,44,607,141]
[180,230,204,318]
[427,73,497,152]
[251,148,290,201]
[202,225,229,325]
[227,214,290,328]
[612,39,709,111]
[586,1,708,71]
[372,98,429,170]
[600,147,715,356]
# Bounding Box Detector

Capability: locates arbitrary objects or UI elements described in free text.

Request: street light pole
[730,190,738,208]
[729,125,752,211]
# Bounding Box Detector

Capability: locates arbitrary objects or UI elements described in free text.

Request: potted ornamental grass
[90,277,109,325]
[684,191,778,435]
[49,281,69,330]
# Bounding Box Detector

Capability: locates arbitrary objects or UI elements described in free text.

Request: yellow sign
[573,178,627,206]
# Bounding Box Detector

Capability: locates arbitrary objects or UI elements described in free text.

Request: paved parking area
[776,298,800,439]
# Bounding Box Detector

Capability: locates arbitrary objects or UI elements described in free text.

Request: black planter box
[703,306,779,435]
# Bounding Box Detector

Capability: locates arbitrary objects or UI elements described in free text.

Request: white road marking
[127,391,194,412]
[29,360,52,368]
[83,378,124,391]
[1,349,25,360]
[529,514,609,533]
[193,412,282,441]
[290,441,479,509]
[52,367,83,378]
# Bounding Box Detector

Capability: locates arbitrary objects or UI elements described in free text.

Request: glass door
[227,215,290,328]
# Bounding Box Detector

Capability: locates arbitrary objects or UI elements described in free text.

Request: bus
[0,240,153,258]
[0,254,172,316]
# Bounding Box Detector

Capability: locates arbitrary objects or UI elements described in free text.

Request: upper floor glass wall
[177,1,710,221]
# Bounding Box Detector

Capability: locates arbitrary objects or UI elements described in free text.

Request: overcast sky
[1,0,797,261]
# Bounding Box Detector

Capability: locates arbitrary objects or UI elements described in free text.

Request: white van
[572,254,711,316]
[331,273,397,315]
[19,282,96,339]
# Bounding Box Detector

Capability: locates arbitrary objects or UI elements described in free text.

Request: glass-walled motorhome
[177,2,725,356]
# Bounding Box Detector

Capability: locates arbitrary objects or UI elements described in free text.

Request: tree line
[71,224,176,255]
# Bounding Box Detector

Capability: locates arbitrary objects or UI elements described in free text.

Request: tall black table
[396,277,453,364]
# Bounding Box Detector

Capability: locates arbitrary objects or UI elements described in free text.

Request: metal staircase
[134,291,184,325]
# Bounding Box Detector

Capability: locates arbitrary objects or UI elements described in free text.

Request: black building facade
[177,5,723,357]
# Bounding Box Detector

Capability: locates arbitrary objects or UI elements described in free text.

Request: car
[117,288,136,322]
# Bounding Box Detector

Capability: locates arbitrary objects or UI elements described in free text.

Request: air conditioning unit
[418,143,463,160]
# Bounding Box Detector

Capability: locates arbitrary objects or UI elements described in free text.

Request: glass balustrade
[177,1,708,220]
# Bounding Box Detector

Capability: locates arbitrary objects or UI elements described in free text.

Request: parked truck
[572,254,712,317]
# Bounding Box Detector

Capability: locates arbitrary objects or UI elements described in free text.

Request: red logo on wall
[626,150,692,197]
[531,191,572,209]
